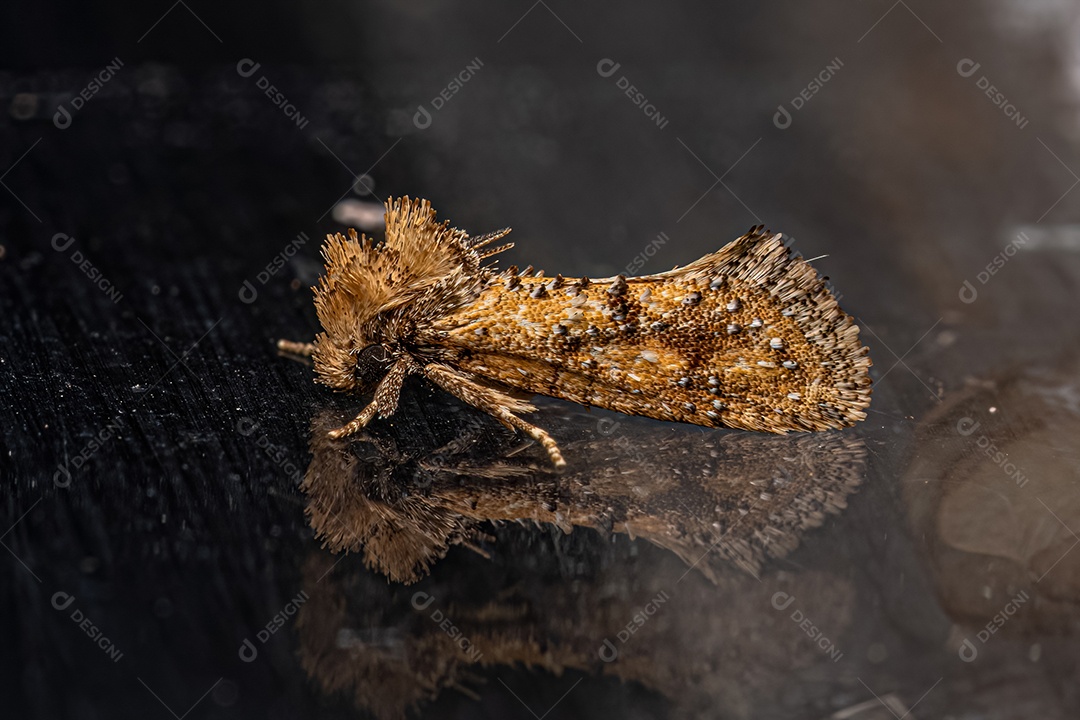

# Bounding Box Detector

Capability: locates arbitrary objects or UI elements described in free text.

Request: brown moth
[278,196,872,468]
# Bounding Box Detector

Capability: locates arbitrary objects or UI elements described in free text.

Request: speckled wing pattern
[435,229,872,433]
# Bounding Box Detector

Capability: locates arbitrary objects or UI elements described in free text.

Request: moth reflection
[296,392,868,718]
[301,386,868,584]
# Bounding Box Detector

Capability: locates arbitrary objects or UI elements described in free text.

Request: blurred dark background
[3,1,1080,718]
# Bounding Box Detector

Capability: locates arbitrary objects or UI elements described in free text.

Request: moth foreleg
[277,339,316,357]
[327,400,379,440]
[374,358,411,418]
[422,364,566,469]
[328,358,412,439]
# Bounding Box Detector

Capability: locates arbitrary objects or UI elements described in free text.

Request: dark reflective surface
[4,1,1080,718]
[297,393,869,718]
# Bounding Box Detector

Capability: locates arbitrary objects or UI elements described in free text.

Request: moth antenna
[468,227,512,249]
[478,242,515,260]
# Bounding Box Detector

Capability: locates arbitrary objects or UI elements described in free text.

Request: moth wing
[436,228,871,433]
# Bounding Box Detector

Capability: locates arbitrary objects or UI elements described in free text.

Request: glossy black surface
[3,2,1079,718]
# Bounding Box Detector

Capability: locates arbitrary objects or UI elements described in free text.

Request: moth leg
[373,357,411,419]
[327,358,411,439]
[422,364,566,469]
[492,408,566,470]
[277,339,316,357]
[327,401,379,440]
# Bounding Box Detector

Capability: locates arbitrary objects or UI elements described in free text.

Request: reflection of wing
[435,227,872,432]
[600,430,867,580]
[302,395,867,583]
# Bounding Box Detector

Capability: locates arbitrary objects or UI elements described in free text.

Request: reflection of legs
[328,359,411,439]
[277,339,316,357]
[423,363,566,468]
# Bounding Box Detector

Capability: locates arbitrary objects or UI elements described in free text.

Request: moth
[278,196,872,468]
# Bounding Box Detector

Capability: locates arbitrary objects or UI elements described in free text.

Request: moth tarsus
[277,339,316,357]
[278,196,872,468]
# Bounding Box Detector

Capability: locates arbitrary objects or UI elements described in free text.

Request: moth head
[310,196,495,391]
[312,337,394,392]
